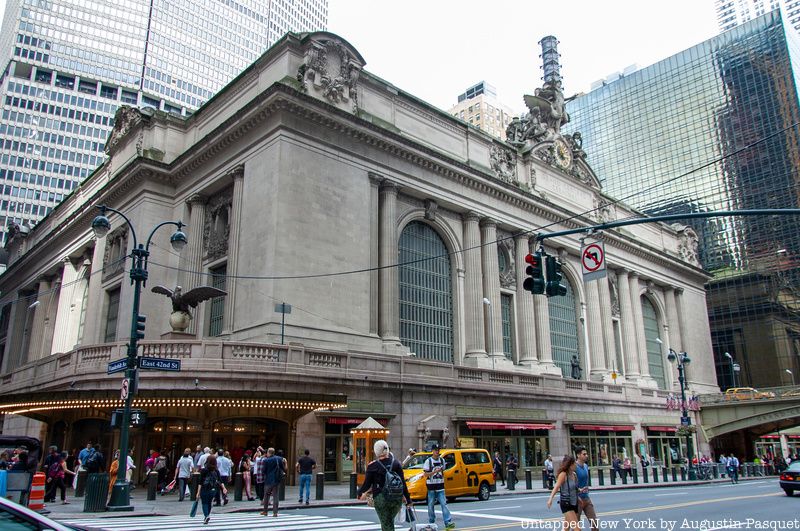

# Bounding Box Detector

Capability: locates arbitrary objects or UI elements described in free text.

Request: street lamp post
[482,298,495,371]
[732,363,740,388]
[91,205,186,510]
[786,369,796,386]
[667,349,695,481]
[724,352,735,390]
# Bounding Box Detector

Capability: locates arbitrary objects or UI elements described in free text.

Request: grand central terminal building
[0,32,719,482]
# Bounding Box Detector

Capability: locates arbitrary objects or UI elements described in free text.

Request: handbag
[189,499,198,518]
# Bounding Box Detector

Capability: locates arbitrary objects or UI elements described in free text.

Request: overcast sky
[328,0,720,114]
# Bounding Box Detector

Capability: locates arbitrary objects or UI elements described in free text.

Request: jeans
[200,488,215,518]
[177,477,188,501]
[299,473,312,502]
[426,488,452,525]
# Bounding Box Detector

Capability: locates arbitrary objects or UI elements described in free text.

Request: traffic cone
[28,472,49,514]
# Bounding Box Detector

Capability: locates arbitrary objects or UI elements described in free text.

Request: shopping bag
[189,499,198,518]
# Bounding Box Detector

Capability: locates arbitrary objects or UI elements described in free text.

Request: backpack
[202,470,219,490]
[47,461,61,479]
[85,452,101,473]
[381,458,405,502]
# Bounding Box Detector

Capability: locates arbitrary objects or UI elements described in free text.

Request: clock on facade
[553,138,573,170]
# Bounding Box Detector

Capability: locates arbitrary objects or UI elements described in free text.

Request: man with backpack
[423,445,455,529]
[85,444,105,474]
[259,447,285,517]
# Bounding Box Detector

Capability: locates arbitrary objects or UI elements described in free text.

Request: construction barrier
[28,472,46,512]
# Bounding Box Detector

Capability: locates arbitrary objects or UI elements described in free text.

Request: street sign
[107,358,127,375]
[120,378,129,400]
[680,416,691,426]
[274,303,292,314]
[138,357,181,371]
[581,241,606,281]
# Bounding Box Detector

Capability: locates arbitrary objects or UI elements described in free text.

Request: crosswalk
[59,512,387,531]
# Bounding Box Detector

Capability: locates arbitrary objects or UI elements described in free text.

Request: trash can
[83,473,110,512]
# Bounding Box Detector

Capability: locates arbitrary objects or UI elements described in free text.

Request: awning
[571,424,635,432]
[466,421,555,430]
[646,426,677,432]
[760,435,780,439]
[327,417,389,425]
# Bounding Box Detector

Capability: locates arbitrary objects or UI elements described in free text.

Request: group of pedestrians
[546,446,600,531]
[491,450,520,487]
[42,442,105,505]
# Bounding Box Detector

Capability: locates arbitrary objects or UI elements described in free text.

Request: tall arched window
[642,297,666,389]
[549,279,580,378]
[399,221,453,362]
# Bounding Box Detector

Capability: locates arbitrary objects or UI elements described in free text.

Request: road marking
[654,491,688,496]
[59,513,384,531]
[455,505,521,513]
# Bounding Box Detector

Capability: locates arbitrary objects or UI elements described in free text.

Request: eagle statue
[151,285,227,332]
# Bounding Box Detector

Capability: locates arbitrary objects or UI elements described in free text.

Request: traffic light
[523,252,545,294]
[545,256,567,297]
[135,313,146,340]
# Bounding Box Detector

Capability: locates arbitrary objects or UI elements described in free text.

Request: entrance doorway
[324,423,353,482]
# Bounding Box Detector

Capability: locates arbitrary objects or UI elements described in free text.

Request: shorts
[560,501,578,514]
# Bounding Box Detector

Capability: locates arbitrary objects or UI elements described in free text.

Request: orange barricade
[28,472,45,511]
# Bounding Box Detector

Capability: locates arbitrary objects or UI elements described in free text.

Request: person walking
[357,440,413,531]
[214,450,232,506]
[575,446,599,531]
[77,443,93,470]
[423,445,455,529]
[125,450,136,487]
[259,448,285,517]
[196,454,226,525]
[544,454,555,489]
[546,455,580,530]
[195,447,211,472]
[506,451,519,487]
[622,456,632,480]
[239,452,254,501]
[611,455,622,481]
[45,452,73,504]
[728,454,740,484]
[175,449,194,502]
[254,448,265,501]
[493,451,505,486]
[296,449,316,505]
[402,448,417,468]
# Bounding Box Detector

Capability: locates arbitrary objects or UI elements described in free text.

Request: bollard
[662,467,668,482]
[681,467,686,481]
[234,472,243,501]
[278,480,285,501]
[83,473,109,513]
[525,469,532,490]
[598,468,604,486]
[713,465,719,479]
[671,467,678,482]
[147,471,158,501]
[621,470,628,484]
[189,472,199,501]
[541,470,548,489]
[350,472,358,499]
[75,469,88,498]
[632,468,638,484]
[508,470,516,490]
[610,469,617,485]
[652,467,659,483]
[315,472,324,501]
[587,468,592,487]
[642,467,648,483]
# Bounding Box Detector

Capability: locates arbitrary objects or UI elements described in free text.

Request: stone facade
[0,32,716,481]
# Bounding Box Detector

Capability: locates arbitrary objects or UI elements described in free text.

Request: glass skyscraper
[565,11,800,391]
[0,0,327,231]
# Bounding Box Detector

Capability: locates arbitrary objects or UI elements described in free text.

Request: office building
[716,0,800,33]
[564,11,800,397]
[0,0,327,234]
[0,31,717,478]
[448,81,516,140]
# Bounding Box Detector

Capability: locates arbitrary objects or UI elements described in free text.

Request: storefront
[569,425,634,467]
[645,426,682,466]
[322,417,389,482]
[457,421,553,469]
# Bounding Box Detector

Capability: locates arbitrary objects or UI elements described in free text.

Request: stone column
[368,174,381,336]
[480,219,504,364]
[462,212,488,366]
[585,279,607,381]
[51,258,79,354]
[183,194,206,335]
[664,287,682,353]
[631,273,657,388]
[222,166,244,335]
[26,279,51,362]
[597,275,618,381]
[82,242,106,344]
[2,297,26,372]
[515,235,537,367]
[617,269,640,378]
[378,180,401,347]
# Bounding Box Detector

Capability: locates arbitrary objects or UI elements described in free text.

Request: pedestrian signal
[545,256,567,297]
[523,253,545,294]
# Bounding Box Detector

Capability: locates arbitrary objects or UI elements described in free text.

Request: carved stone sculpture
[673,224,701,266]
[490,145,517,183]
[151,285,227,331]
[297,37,362,111]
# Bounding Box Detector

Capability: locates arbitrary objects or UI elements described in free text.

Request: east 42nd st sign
[138,357,181,372]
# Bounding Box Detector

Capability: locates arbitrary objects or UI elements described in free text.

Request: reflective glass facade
[0,0,327,232]
[564,11,800,390]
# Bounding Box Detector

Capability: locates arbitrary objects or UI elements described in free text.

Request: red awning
[788,435,800,439]
[327,417,388,425]
[647,426,678,432]
[466,421,555,431]
[572,424,635,432]
[760,435,781,439]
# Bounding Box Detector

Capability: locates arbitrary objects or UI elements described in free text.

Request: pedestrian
[546,455,579,530]
[728,454,740,483]
[42,445,58,472]
[107,451,121,501]
[259,447,285,517]
[254,448,265,501]
[493,451,505,486]
[623,455,632,479]
[85,444,105,474]
[296,449,316,505]
[154,455,168,491]
[544,454,554,489]
[197,454,226,525]
[612,455,622,481]
[575,446,599,531]
[506,451,519,486]
[77,443,93,470]
[239,452,255,501]
[193,445,203,469]
[45,452,73,504]
[0,451,9,470]
[401,448,416,468]
[356,439,413,531]
[124,450,136,487]
[175,448,194,502]
[423,445,455,529]
[214,450,232,506]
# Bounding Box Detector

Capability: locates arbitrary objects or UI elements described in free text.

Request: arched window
[549,279,580,378]
[642,297,666,389]
[399,221,453,362]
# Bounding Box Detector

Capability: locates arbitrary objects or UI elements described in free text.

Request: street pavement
[53,478,800,530]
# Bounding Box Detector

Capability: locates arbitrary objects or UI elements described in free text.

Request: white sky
[328,0,720,114]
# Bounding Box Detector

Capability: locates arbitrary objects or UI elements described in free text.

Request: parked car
[724,387,775,400]
[0,495,86,530]
[0,436,41,472]
[401,448,496,502]
[780,460,800,496]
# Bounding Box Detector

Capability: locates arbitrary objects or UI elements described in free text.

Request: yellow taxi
[402,448,496,501]
[724,387,776,400]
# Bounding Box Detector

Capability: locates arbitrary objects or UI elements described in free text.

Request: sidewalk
[42,475,770,520]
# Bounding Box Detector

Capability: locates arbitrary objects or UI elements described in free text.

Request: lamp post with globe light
[91,205,187,510]
[724,352,735,390]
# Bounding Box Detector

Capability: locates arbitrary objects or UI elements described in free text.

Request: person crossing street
[423,445,455,529]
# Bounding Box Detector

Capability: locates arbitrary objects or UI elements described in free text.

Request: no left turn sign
[581,242,607,281]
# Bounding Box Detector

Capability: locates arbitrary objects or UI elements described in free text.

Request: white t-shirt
[217,455,233,477]
[197,452,210,470]
[176,456,194,478]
